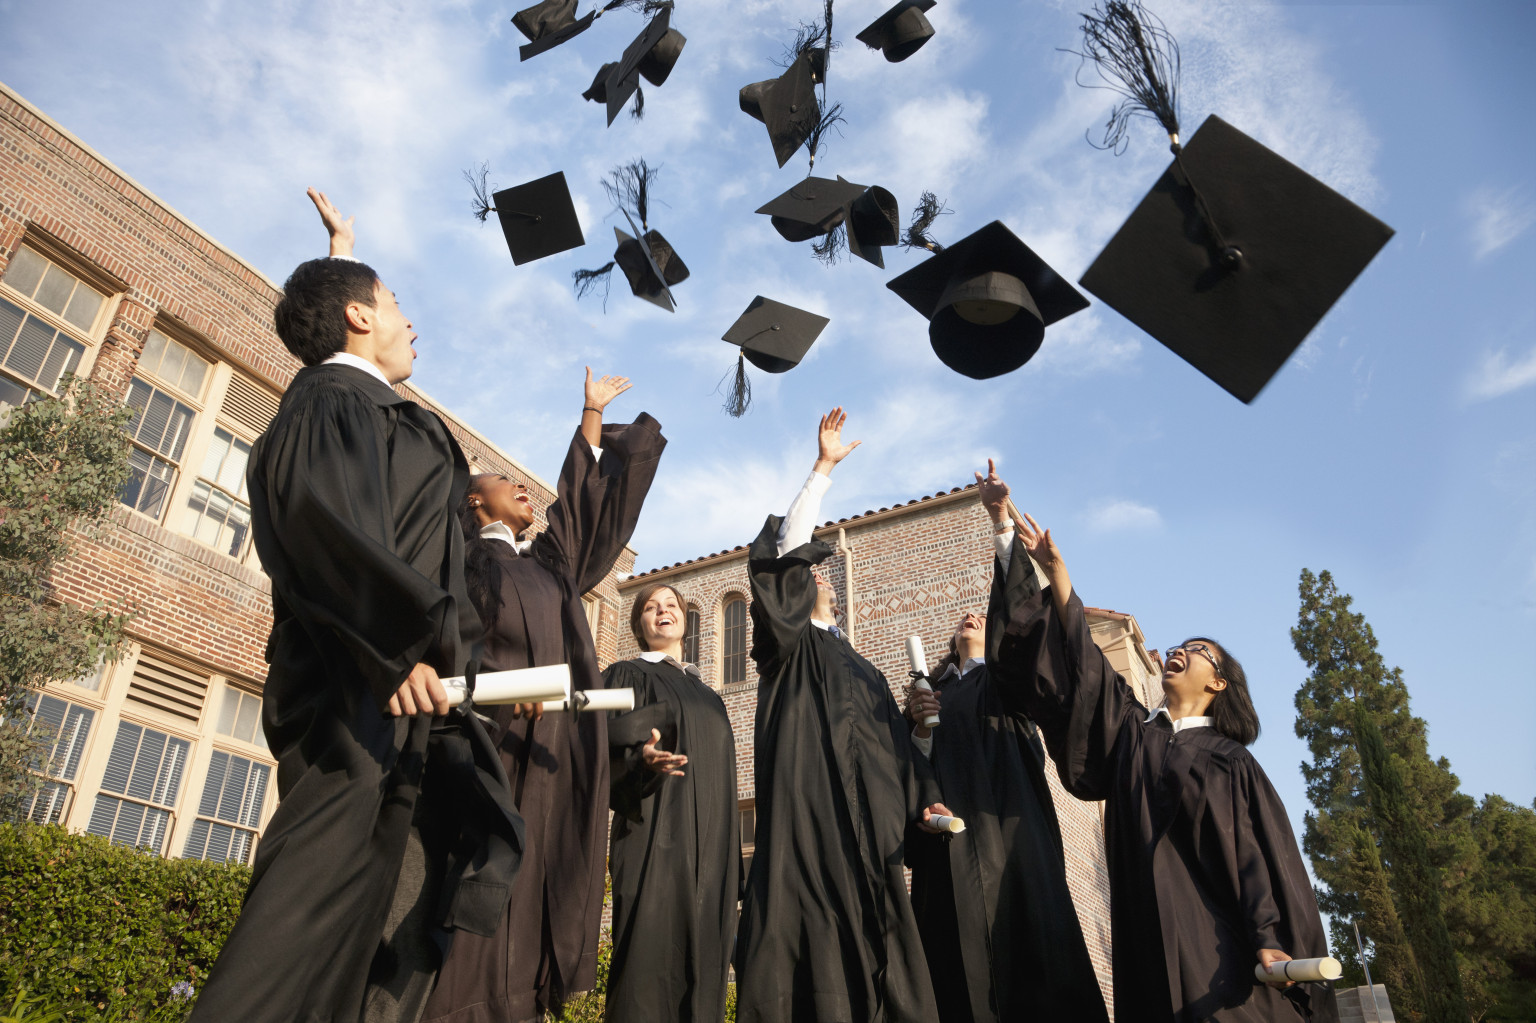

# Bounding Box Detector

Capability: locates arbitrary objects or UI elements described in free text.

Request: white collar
[638,650,701,678]
[810,619,837,633]
[934,656,987,684]
[322,351,393,389]
[1147,707,1214,734]
[480,520,532,555]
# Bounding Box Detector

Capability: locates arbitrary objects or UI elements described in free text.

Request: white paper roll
[443,664,572,707]
[905,635,940,729]
[541,688,637,713]
[929,814,966,834]
[1254,957,1342,983]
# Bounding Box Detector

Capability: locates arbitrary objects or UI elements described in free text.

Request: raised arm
[307,187,356,258]
[775,406,861,554]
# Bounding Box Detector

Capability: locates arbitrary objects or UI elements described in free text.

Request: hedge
[0,822,246,1020]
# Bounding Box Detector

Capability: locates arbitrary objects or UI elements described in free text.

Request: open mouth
[514,493,531,506]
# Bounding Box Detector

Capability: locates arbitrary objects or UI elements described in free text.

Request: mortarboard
[719,296,830,416]
[466,167,586,265]
[855,0,937,62]
[589,6,685,125]
[1079,115,1395,402]
[739,50,822,169]
[754,176,900,267]
[571,160,687,312]
[514,0,599,61]
[887,220,1089,379]
[1065,1,1394,401]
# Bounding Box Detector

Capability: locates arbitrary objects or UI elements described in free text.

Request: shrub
[0,822,247,1020]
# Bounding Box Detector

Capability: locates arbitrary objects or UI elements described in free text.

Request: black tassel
[572,262,616,309]
[721,351,752,417]
[902,191,949,253]
[631,84,645,120]
[465,162,496,222]
[805,102,845,172]
[1063,0,1181,154]
[602,159,659,229]
[812,221,846,265]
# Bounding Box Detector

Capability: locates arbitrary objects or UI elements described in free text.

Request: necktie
[827,624,842,639]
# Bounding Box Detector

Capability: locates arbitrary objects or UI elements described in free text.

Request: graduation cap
[584,6,686,125]
[513,0,598,60]
[739,50,822,169]
[887,217,1089,379]
[1066,1,1395,402]
[754,176,900,267]
[571,160,688,312]
[719,296,830,417]
[465,166,586,265]
[855,0,937,62]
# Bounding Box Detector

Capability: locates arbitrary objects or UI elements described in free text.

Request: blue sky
[3,0,1533,856]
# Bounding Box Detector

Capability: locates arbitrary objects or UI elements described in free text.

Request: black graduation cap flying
[1066,0,1395,403]
[580,3,686,123]
[739,2,846,172]
[466,164,586,265]
[855,0,937,62]
[886,195,1089,379]
[571,159,689,312]
[718,296,830,417]
[755,175,901,267]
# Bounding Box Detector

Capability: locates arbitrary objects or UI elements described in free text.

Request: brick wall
[616,483,1168,1017]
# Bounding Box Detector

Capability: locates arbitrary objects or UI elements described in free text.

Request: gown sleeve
[746,515,834,677]
[987,534,1145,800]
[604,659,672,823]
[531,413,666,596]
[254,383,461,710]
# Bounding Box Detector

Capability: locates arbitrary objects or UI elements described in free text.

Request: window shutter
[126,654,210,723]
[222,374,281,436]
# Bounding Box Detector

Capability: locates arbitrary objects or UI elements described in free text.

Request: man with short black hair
[189,190,522,1023]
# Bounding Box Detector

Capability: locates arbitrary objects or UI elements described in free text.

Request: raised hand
[813,406,862,475]
[974,458,1011,523]
[584,366,633,412]
[307,187,355,258]
[1016,512,1072,608]
[642,727,688,778]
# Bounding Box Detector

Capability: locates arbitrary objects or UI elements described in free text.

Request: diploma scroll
[904,635,940,729]
[928,814,966,834]
[443,664,572,708]
[1254,957,1342,984]
[540,688,637,714]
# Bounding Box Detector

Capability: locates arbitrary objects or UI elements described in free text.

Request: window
[8,694,95,825]
[86,720,190,852]
[119,377,197,520]
[682,605,701,666]
[722,596,748,686]
[182,750,270,865]
[739,799,756,875]
[0,246,104,408]
[136,327,209,398]
[215,686,268,750]
[183,427,253,558]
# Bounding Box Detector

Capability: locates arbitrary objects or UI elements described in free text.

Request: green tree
[0,377,134,802]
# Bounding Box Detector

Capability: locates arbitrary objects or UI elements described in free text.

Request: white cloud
[1465,346,1536,403]
[1082,499,1162,533]
[1465,184,1536,260]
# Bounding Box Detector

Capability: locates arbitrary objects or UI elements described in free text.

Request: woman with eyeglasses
[984,467,1336,1023]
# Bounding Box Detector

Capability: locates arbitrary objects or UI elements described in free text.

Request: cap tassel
[603,159,659,230]
[572,262,617,309]
[721,351,752,417]
[465,162,497,222]
[805,103,845,173]
[902,191,950,254]
[1063,0,1181,155]
[812,220,847,265]
[631,84,645,119]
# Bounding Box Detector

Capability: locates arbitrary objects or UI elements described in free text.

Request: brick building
[616,484,1167,1016]
[1,80,634,865]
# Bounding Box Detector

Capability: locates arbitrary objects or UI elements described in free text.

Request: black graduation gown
[426,415,665,1023]
[601,656,740,1023]
[904,648,1109,1022]
[988,537,1338,1023]
[191,364,522,1023]
[733,517,941,1023]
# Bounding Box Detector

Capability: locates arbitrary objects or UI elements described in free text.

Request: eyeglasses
[1164,642,1222,675]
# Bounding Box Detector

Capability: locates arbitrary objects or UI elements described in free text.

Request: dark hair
[1187,636,1260,745]
[273,258,379,366]
[629,583,688,652]
[459,475,504,632]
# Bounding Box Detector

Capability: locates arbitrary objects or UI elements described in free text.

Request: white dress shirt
[321,351,392,389]
[776,470,833,556]
[480,519,533,556]
[1146,707,1214,733]
[638,649,703,679]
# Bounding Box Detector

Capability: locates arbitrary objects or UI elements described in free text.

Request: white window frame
[0,241,115,405]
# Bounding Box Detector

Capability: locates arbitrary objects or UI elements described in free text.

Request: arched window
[722,596,748,686]
[682,605,701,666]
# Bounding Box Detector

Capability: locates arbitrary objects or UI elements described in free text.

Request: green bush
[0,822,246,1020]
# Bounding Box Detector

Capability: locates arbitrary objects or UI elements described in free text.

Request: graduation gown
[904,643,1109,1021]
[426,415,665,1023]
[989,537,1338,1023]
[601,656,740,1023]
[191,364,523,1023]
[733,516,941,1023]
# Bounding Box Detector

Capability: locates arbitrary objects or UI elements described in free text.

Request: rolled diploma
[929,814,966,834]
[1254,957,1342,983]
[443,664,571,708]
[905,635,940,728]
[540,688,637,713]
